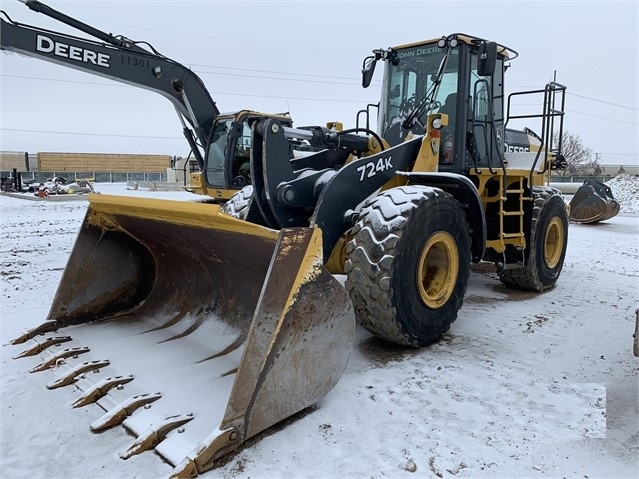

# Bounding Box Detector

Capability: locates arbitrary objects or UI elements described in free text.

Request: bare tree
[553,131,598,176]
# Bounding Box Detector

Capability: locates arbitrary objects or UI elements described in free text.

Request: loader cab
[376,35,512,171]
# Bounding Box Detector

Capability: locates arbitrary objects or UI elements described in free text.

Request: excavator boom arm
[0,4,219,150]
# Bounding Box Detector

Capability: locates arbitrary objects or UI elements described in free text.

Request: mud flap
[569,179,620,224]
[171,227,355,477]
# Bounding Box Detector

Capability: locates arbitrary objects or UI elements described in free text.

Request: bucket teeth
[29,347,90,373]
[91,392,162,432]
[46,359,110,389]
[71,375,135,408]
[13,336,72,358]
[170,428,238,479]
[120,413,194,460]
[10,320,59,345]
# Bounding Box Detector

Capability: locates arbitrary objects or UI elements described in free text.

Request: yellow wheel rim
[417,231,459,309]
[544,216,564,269]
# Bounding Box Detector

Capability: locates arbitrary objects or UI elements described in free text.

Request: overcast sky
[0,0,637,165]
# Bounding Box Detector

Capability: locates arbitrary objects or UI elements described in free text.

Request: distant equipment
[569,179,620,223]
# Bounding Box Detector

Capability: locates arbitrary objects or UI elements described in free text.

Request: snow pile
[607,174,639,213]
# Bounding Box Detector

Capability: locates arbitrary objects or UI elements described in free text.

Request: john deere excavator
[4,1,571,477]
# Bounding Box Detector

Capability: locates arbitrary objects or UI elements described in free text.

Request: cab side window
[232,122,252,185]
[466,53,504,167]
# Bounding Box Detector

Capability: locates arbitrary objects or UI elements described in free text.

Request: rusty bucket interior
[11,194,355,477]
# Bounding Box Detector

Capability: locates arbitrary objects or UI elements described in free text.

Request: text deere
[36,34,110,68]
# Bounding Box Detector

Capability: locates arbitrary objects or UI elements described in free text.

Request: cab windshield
[381,43,460,143]
[205,118,253,188]
[205,119,231,187]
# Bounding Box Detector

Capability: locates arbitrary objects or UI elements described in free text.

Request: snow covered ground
[1,180,637,479]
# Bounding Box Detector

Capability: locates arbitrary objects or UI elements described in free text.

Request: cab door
[465,50,505,169]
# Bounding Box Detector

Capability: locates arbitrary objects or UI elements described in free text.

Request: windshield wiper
[401,36,457,131]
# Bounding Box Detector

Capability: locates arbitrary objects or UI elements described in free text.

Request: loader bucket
[11,194,355,476]
[568,179,620,224]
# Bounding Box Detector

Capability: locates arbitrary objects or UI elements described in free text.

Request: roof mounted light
[437,35,459,49]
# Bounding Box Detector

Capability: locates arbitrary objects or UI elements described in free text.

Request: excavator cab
[189,110,294,199]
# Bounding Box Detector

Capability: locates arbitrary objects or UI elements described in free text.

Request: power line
[80,18,364,57]
[1,68,373,88]
[195,70,362,86]
[1,74,126,88]
[2,75,636,123]
[0,127,183,140]
[0,74,368,103]
[597,152,639,156]
[505,88,638,112]
[190,63,374,82]
[565,109,638,126]
[2,127,638,159]
[208,91,365,103]
[2,61,375,84]
[0,5,364,57]
[567,92,639,111]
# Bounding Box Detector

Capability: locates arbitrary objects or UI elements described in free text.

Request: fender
[397,172,487,263]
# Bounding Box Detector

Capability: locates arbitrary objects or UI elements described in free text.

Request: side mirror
[361,55,377,88]
[478,41,497,77]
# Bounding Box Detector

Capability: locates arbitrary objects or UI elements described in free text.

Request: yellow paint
[543,216,565,269]
[471,169,531,252]
[414,113,447,172]
[259,228,324,367]
[417,231,459,308]
[326,234,349,274]
[87,194,278,239]
[325,121,343,131]
[188,172,208,196]
[392,34,516,60]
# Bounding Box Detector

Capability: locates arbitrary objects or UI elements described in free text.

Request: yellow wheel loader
[4,2,571,477]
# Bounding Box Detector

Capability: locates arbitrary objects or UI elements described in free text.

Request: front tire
[499,187,568,291]
[345,185,471,347]
[221,185,253,220]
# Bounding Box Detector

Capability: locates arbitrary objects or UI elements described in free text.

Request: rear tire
[499,187,568,291]
[222,185,253,220]
[345,185,471,347]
